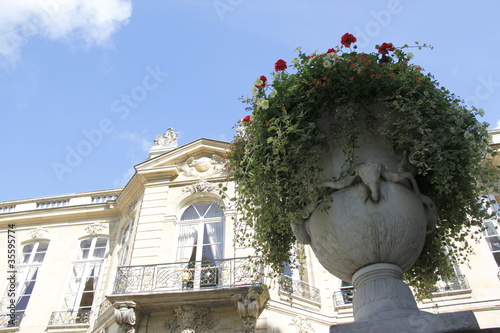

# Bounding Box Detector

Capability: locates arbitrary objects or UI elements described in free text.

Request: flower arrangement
[228,33,499,297]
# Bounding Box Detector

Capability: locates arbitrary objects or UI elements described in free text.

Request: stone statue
[154,128,178,147]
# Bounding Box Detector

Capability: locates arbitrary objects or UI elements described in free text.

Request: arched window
[176,201,224,289]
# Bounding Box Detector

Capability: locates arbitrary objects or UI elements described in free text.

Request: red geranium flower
[242,115,251,123]
[326,48,337,54]
[274,59,287,71]
[255,75,267,88]
[378,42,395,55]
[341,33,357,47]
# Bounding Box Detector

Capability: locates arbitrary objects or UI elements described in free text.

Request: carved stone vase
[292,105,438,322]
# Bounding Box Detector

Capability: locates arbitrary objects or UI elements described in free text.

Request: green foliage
[228,37,499,297]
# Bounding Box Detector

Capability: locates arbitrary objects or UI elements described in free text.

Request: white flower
[292,57,300,64]
[294,46,302,52]
[254,78,263,87]
[269,89,277,98]
[251,86,258,96]
[323,60,331,68]
[407,52,414,60]
[256,98,269,109]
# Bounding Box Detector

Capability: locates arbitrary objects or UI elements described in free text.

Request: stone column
[114,301,139,333]
[232,293,266,333]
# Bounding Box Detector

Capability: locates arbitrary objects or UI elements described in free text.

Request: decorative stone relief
[231,293,266,333]
[180,155,226,178]
[182,181,217,194]
[28,226,49,240]
[85,222,105,236]
[114,301,139,333]
[154,128,179,148]
[163,305,218,333]
[126,200,138,219]
[291,316,315,333]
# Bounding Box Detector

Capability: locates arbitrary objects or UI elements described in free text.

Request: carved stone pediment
[179,155,227,178]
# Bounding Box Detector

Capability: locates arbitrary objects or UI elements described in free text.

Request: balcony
[334,287,355,308]
[432,275,470,293]
[47,309,92,325]
[108,257,267,312]
[0,312,23,329]
[279,275,321,303]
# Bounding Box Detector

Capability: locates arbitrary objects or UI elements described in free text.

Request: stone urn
[292,106,438,322]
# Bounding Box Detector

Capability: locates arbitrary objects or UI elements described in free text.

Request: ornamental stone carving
[126,200,138,219]
[163,305,218,333]
[154,128,179,148]
[291,316,315,333]
[180,155,226,178]
[28,226,49,240]
[232,293,266,333]
[85,222,105,236]
[114,301,138,333]
[182,181,217,194]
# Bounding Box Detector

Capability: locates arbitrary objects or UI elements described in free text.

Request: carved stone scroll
[231,293,266,333]
[28,226,49,240]
[85,222,105,236]
[163,305,218,333]
[114,301,139,333]
[182,181,217,194]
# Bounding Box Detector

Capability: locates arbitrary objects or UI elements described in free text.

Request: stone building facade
[0,129,499,332]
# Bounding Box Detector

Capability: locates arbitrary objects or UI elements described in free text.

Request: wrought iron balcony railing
[97,298,113,317]
[334,287,355,307]
[0,312,24,328]
[279,275,321,303]
[431,275,470,293]
[48,309,92,325]
[113,257,263,294]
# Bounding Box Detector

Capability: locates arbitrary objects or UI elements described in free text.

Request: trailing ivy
[228,34,499,298]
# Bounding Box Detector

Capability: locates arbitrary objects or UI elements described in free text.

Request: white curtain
[176,224,198,262]
[205,221,223,260]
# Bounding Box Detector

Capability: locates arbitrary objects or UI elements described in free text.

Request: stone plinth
[330,311,482,333]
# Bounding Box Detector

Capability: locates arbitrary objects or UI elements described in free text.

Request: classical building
[0,128,499,332]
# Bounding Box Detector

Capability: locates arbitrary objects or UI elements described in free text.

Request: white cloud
[0,0,132,62]
[495,120,500,130]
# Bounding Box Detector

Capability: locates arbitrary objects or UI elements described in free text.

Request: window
[483,220,500,267]
[283,243,309,282]
[1,241,49,327]
[176,201,224,289]
[118,218,134,267]
[61,237,108,323]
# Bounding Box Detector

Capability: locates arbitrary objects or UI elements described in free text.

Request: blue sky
[0,0,499,202]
